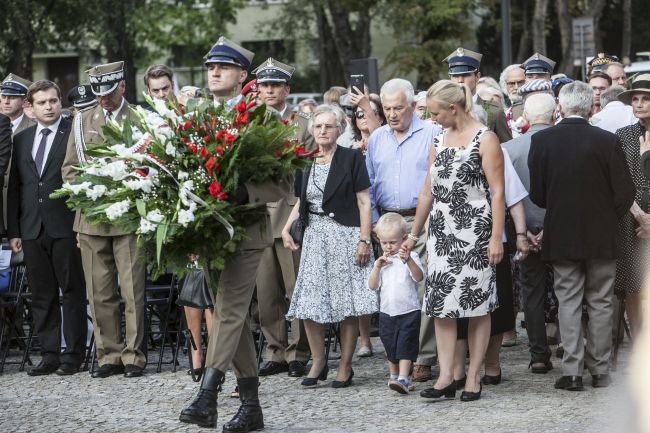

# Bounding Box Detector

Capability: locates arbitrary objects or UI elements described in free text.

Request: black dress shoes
[258,361,288,376]
[124,364,144,378]
[288,361,306,377]
[460,384,483,402]
[482,370,502,385]
[592,374,612,388]
[554,375,584,391]
[55,363,80,376]
[301,364,329,386]
[420,381,456,399]
[28,361,59,376]
[529,360,553,374]
[92,363,124,378]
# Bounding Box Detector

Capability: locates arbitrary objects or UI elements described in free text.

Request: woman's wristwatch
[359,238,371,246]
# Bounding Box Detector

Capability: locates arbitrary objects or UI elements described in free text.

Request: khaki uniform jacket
[62,101,134,236]
[266,110,315,238]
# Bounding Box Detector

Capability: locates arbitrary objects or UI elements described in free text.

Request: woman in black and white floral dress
[403,80,505,402]
[283,104,377,388]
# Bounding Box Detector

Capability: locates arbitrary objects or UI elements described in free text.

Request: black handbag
[289,217,306,245]
[177,269,214,309]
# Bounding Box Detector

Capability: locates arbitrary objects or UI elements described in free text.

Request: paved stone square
[0,324,635,433]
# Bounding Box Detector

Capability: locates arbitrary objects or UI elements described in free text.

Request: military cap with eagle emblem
[204,36,255,72]
[86,61,125,96]
[67,84,96,109]
[521,53,556,76]
[0,73,32,96]
[443,47,483,75]
[588,52,619,72]
[252,58,295,84]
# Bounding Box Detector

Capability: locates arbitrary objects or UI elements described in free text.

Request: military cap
[252,58,295,84]
[551,77,574,93]
[517,79,553,97]
[443,47,483,75]
[521,53,556,75]
[204,36,255,71]
[588,52,619,72]
[86,61,125,96]
[67,85,96,109]
[0,73,32,96]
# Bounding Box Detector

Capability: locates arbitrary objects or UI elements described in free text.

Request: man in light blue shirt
[366,78,441,380]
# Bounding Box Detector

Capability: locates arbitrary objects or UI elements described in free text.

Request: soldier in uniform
[1,74,36,231]
[179,37,290,432]
[444,47,512,143]
[251,58,312,378]
[61,61,147,379]
[522,53,555,82]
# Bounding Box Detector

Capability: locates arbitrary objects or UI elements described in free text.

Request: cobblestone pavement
[0,322,635,433]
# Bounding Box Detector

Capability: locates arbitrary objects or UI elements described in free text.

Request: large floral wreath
[52,92,314,287]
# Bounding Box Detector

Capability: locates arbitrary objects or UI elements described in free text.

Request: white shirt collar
[11,113,24,134]
[35,115,62,137]
[278,104,288,117]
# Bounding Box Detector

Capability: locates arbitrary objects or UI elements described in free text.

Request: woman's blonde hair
[426,80,473,113]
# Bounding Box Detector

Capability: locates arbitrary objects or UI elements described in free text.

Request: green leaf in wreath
[136,199,146,217]
[156,219,169,264]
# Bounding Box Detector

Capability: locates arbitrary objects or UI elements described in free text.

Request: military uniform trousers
[23,227,87,365]
[205,245,275,377]
[256,238,310,364]
[79,233,146,368]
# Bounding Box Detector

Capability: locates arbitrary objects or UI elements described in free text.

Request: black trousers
[22,227,87,365]
[520,251,552,362]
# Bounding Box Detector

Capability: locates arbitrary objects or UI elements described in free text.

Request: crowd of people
[1,35,648,432]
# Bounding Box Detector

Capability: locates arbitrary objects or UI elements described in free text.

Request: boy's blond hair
[375,212,408,238]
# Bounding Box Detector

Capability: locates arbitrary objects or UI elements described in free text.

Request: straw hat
[618,74,650,105]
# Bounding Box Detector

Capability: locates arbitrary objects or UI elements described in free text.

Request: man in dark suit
[528,80,635,391]
[0,113,11,232]
[7,80,87,376]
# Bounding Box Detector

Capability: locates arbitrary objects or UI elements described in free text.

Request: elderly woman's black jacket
[294,145,370,227]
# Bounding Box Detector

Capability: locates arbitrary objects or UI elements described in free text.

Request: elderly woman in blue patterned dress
[402,80,505,402]
[282,104,378,388]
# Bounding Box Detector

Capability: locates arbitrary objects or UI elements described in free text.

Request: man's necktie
[106,111,113,122]
[34,128,51,176]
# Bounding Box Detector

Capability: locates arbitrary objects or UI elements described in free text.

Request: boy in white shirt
[368,213,424,394]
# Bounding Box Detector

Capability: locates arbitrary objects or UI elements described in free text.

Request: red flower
[215,145,224,156]
[225,133,236,146]
[200,147,210,159]
[274,150,283,157]
[203,135,210,143]
[236,112,249,124]
[235,100,247,113]
[205,157,217,176]
[246,101,257,110]
[188,144,197,154]
[295,146,306,156]
[183,120,192,130]
[216,191,228,200]
[180,137,189,144]
[208,181,222,198]
[215,129,226,141]
[283,142,290,149]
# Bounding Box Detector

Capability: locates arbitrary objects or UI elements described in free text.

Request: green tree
[0,0,90,78]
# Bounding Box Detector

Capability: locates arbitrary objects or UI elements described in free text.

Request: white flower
[146,209,164,223]
[177,171,189,180]
[105,199,131,221]
[110,143,145,162]
[64,181,92,195]
[178,208,195,226]
[179,180,195,206]
[85,185,108,201]
[100,160,130,181]
[139,218,157,233]
[165,142,176,157]
[123,177,154,193]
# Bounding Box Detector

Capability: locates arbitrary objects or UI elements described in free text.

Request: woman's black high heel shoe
[460,384,483,401]
[420,380,457,399]
[331,368,354,388]
[301,364,329,386]
[481,370,502,385]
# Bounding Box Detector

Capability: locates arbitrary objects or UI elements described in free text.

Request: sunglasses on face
[354,109,378,119]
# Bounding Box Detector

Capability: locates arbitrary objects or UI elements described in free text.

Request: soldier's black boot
[179,368,225,427]
[222,377,264,432]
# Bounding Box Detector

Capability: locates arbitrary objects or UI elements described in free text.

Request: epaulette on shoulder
[295,111,311,120]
